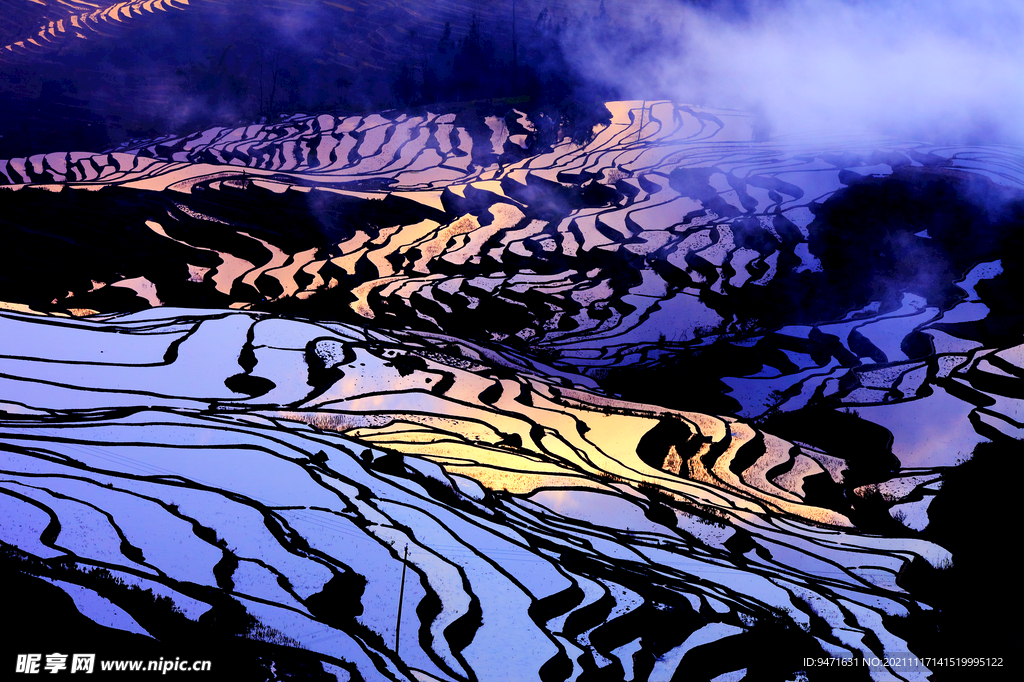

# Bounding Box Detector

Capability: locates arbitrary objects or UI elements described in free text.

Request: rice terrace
[0,1,1020,680]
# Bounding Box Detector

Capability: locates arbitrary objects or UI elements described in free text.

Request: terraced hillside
[1,100,1022,680]
[2,102,1022,442]
[0,0,562,63]
[0,307,952,681]
[0,0,594,158]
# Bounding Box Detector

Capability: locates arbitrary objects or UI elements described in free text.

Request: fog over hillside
[562,0,1024,144]
[2,1,1021,152]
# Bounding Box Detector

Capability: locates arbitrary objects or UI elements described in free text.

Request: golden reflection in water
[440,465,606,497]
[274,336,860,528]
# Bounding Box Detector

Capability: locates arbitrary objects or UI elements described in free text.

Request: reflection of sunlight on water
[955,260,1002,299]
[284,331,868,527]
[144,219,253,296]
[367,392,433,412]
[0,301,45,315]
[110,276,161,307]
[445,466,599,496]
[528,488,665,535]
[857,384,987,467]
[532,488,585,516]
[578,411,659,459]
